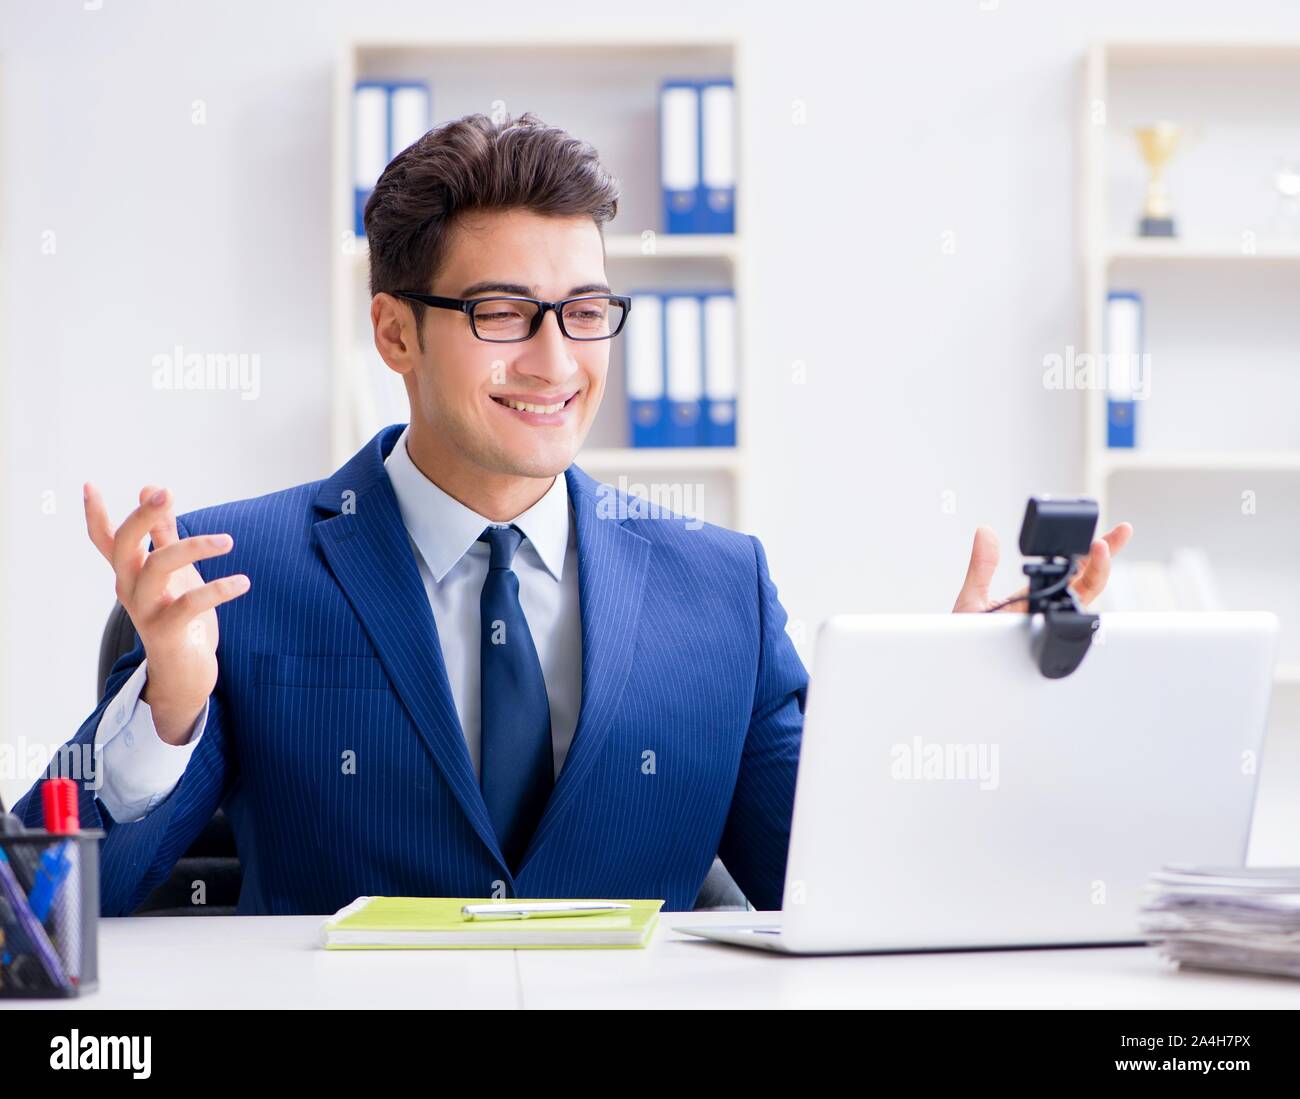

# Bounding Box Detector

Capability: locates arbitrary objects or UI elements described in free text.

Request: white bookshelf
[1105,238,1300,261]
[331,35,751,529]
[1081,41,1300,686]
[1097,450,1300,475]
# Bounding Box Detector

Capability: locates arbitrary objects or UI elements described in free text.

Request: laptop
[673,612,1279,954]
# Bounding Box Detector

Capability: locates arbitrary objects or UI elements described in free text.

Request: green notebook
[321,897,664,950]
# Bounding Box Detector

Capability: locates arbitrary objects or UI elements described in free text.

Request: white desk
[4,911,1299,1009]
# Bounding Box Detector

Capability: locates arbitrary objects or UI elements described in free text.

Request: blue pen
[0,843,79,981]
[28,841,72,922]
[0,847,69,992]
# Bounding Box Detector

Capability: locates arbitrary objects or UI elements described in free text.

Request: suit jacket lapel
[310,425,508,872]
[309,428,652,884]
[515,466,651,875]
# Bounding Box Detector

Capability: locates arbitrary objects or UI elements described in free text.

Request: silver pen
[461,901,631,921]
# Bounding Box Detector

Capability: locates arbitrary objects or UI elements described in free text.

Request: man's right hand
[84,483,251,744]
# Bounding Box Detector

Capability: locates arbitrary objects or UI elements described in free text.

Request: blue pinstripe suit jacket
[15,424,808,915]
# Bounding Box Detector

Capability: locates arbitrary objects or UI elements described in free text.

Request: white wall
[4,0,1300,822]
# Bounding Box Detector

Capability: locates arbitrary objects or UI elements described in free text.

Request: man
[15,113,1131,915]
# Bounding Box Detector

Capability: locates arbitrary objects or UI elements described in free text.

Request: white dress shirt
[93,425,582,823]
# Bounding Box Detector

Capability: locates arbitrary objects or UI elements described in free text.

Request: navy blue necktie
[478,524,554,872]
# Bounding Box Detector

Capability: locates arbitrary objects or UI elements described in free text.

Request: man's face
[406,208,611,479]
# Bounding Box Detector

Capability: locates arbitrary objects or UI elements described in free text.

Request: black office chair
[98,603,748,914]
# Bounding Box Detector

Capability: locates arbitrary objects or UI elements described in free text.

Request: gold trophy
[1134,122,1181,237]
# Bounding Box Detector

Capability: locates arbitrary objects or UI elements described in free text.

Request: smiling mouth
[490,393,577,415]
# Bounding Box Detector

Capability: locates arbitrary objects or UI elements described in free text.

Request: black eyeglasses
[395,292,632,343]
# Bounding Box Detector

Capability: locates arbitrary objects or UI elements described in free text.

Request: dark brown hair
[364,112,621,339]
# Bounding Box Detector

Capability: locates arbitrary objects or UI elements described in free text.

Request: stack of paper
[322,897,663,950]
[1139,866,1300,979]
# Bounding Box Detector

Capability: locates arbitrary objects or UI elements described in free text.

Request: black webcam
[1019,497,1099,559]
[1016,497,1100,680]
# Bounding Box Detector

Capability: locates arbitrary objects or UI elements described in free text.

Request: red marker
[41,778,79,834]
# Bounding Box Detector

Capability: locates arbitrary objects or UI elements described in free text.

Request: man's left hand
[952,522,1134,614]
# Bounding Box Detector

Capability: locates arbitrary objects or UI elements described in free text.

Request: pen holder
[0,830,101,998]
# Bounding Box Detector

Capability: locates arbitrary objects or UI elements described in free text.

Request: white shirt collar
[383,424,571,584]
